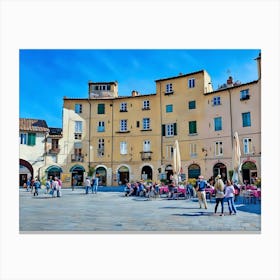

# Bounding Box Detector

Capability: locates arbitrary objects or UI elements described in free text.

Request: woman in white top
[224,180,237,215]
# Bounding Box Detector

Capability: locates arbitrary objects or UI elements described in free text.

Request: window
[165,83,173,94]
[166,145,174,160]
[143,140,151,152]
[75,104,82,113]
[212,96,221,106]
[75,121,82,133]
[75,121,82,139]
[19,133,27,144]
[242,112,251,127]
[188,100,196,109]
[240,89,250,100]
[214,117,222,131]
[188,78,195,88]
[189,121,197,134]
[166,104,173,113]
[27,133,36,146]
[98,139,105,157]
[97,104,105,114]
[98,121,105,132]
[215,141,223,156]
[162,123,177,137]
[136,121,140,128]
[51,139,59,150]
[120,102,127,112]
[189,143,197,157]
[142,118,150,130]
[143,100,150,110]
[120,120,127,132]
[120,141,127,155]
[94,84,111,91]
[243,138,253,154]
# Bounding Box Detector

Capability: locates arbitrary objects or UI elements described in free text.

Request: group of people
[195,175,238,216]
[84,174,99,194]
[25,176,62,198]
[124,181,160,198]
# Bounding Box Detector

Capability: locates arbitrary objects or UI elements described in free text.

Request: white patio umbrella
[173,140,181,186]
[232,131,243,184]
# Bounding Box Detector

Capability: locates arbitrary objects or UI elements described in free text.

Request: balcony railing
[49,147,60,154]
[71,154,84,162]
[140,151,153,161]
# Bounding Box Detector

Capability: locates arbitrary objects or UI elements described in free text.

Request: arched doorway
[70,165,85,186]
[242,161,257,184]
[95,166,107,186]
[213,162,227,182]
[19,159,33,186]
[46,165,63,180]
[188,164,201,179]
[118,166,129,185]
[165,164,173,183]
[141,165,153,181]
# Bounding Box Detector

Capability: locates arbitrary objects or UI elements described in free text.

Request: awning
[46,165,63,173]
[70,165,85,172]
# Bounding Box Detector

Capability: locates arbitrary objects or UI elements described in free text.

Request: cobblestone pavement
[19,188,261,233]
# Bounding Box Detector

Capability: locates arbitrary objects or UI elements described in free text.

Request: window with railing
[97,121,105,132]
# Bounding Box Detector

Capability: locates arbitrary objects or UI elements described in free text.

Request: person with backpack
[195,175,208,209]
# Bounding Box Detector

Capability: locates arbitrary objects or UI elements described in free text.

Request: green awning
[70,165,85,172]
[46,165,63,172]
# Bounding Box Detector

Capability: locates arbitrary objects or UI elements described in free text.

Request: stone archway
[241,161,258,185]
[70,165,85,186]
[118,166,130,185]
[213,162,227,182]
[95,166,107,186]
[19,159,33,186]
[141,165,153,181]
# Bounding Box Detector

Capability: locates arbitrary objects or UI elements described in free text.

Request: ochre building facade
[57,55,261,187]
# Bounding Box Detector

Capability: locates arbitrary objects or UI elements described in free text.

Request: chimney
[131,90,139,97]
[227,76,233,85]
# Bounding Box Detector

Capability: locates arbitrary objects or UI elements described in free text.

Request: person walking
[214,175,225,216]
[85,177,91,194]
[45,178,51,194]
[92,173,99,194]
[33,178,40,196]
[51,177,59,198]
[26,177,31,192]
[195,175,208,209]
[224,180,237,215]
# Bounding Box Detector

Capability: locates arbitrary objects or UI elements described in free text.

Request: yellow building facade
[58,55,261,187]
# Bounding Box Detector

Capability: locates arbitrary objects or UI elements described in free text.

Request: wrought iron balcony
[140,151,153,161]
[48,148,60,154]
[71,154,84,162]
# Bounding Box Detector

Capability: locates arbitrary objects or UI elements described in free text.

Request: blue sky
[20,49,260,128]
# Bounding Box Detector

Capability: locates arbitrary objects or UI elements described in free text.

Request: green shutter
[189,121,197,134]
[174,123,177,135]
[98,104,105,114]
[27,133,36,146]
[162,124,166,136]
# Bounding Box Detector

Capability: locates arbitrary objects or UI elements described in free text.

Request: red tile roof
[19,118,49,132]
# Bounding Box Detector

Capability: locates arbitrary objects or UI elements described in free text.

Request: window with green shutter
[27,133,36,146]
[188,100,196,109]
[98,104,105,114]
[242,112,251,127]
[189,121,197,134]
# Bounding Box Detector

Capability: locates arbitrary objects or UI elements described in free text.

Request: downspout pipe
[87,87,92,173]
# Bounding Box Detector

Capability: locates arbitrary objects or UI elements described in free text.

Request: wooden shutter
[173,123,177,135]
[162,124,166,136]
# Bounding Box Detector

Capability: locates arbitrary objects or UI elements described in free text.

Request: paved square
[19,188,261,233]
